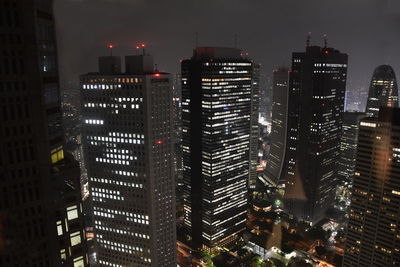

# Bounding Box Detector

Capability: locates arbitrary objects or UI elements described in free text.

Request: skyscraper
[249,63,261,189]
[81,54,176,266]
[265,67,290,186]
[337,112,365,185]
[365,65,398,117]
[0,1,87,266]
[343,107,400,267]
[282,44,348,225]
[182,47,253,251]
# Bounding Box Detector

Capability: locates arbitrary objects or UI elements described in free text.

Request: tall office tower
[81,54,176,267]
[337,112,365,185]
[265,68,290,186]
[343,107,400,267]
[365,65,398,117]
[249,63,261,189]
[182,47,253,251]
[282,44,348,225]
[0,1,87,267]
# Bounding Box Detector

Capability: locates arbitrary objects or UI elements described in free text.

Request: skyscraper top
[97,54,160,75]
[372,65,397,80]
[192,46,243,60]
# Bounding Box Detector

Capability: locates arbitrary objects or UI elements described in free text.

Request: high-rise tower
[81,54,176,266]
[182,47,253,251]
[365,65,398,117]
[343,107,400,267]
[337,112,365,185]
[265,67,290,186]
[0,1,87,266]
[282,44,348,225]
[249,63,260,189]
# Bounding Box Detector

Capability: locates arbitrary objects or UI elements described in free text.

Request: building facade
[265,67,290,186]
[282,45,348,225]
[0,1,87,266]
[343,107,400,266]
[337,112,365,185]
[365,65,398,117]
[249,63,261,189]
[182,47,253,251]
[81,54,176,267]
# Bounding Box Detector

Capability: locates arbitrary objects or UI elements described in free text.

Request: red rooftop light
[156,140,163,144]
[154,73,161,77]
[108,44,113,49]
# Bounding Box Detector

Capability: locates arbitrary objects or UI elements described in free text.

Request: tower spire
[306,32,311,47]
[323,34,328,48]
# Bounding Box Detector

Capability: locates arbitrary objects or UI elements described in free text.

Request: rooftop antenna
[234,33,238,48]
[155,63,159,72]
[323,34,328,48]
[306,32,311,47]
[195,32,199,47]
[140,43,146,55]
[108,44,113,56]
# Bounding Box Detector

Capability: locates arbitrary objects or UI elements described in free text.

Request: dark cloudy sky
[55,0,400,91]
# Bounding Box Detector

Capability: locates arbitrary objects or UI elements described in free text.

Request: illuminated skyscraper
[0,1,87,266]
[81,54,176,266]
[365,65,398,117]
[337,112,365,185]
[182,47,253,251]
[249,63,260,189]
[265,67,290,186]
[343,107,400,267]
[282,44,348,225]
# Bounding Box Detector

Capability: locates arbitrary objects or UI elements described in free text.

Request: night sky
[55,0,400,91]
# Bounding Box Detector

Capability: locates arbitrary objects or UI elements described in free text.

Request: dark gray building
[365,65,398,117]
[265,67,290,186]
[182,47,253,251]
[0,1,87,266]
[81,54,176,266]
[343,107,400,266]
[282,44,348,225]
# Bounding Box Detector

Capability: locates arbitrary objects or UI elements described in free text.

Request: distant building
[182,47,253,251]
[365,65,398,117]
[343,107,400,266]
[265,67,290,186]
[337,112,366,185]
[282,43,348,225]
[81,54,176,266]
[0,1,87,266]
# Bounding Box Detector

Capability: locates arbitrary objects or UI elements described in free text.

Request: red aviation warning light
[108,44,113,56]
[154,73,161,77]
[156,140,163,144]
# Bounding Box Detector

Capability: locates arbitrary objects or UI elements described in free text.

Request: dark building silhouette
[365,65,398,117]
[343,107,400,267]
[81,54,176,266]
[282,43,348,225]
[182,47,253,251]
[265,67,290,186]
[337,112,366,185]
[0,1,87,266]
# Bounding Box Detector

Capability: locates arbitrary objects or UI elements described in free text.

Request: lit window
[51,146,64,164]
[70,231,81,246]
[56,220,63,236]
[67,205,78,221]
[60,249,66,260]
[73,256,84,267]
